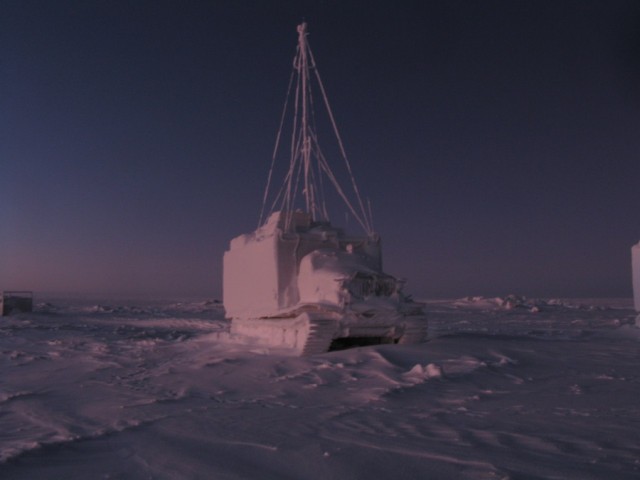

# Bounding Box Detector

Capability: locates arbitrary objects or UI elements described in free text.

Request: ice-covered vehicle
[224,211,427,354]
[632,241,640,323]
[222,24,427,354]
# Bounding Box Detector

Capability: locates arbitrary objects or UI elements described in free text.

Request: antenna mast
[297,23,315,218]
[260,23,374,235]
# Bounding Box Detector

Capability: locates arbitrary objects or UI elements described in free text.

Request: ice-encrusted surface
[632,242,640,312]
[1,296,639,479]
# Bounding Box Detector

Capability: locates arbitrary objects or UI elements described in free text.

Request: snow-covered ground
[1,296,639,479]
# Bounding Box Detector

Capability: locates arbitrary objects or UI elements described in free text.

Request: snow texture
[1,296,639,479]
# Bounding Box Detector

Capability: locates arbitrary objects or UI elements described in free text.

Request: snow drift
[1,296,639,479]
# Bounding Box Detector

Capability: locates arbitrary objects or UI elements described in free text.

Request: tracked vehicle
[223,24,427,354]
[633,241,640,324]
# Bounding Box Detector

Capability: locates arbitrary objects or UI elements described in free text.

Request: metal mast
[298,23,314,218]
[259,23,374,236]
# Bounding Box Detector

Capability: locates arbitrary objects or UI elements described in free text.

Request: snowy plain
[1,295,639,479]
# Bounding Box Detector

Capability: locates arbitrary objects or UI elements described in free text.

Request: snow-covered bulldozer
[223,212,427,355]
[222,23,427,354]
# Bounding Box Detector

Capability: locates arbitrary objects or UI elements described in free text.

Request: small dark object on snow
[1,291,33,316]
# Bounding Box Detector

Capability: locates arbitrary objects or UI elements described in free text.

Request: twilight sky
[2,1,639,298]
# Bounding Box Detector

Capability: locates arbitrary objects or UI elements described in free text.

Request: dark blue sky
[2,1,639,298]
